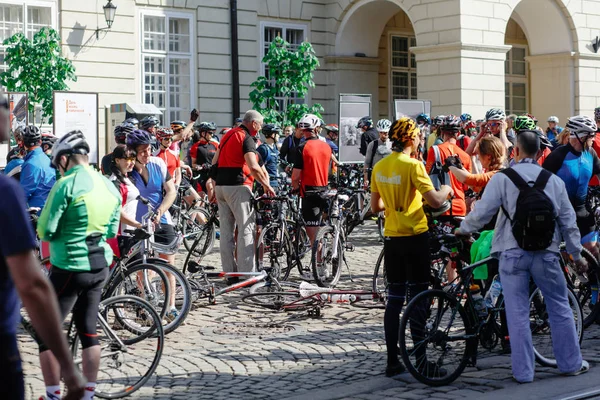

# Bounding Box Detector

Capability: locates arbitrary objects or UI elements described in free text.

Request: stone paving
[20,223,600,399]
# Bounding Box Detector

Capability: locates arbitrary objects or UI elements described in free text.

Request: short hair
[507,114,517,121]
[243,110,263,124]
[517,130,540,156]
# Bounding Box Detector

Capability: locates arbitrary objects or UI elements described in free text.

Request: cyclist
[370,117,452,377]
[416,113,430,139]
[155,128,182,187]
[126,129,179,320]
[36,130,121,400]
[358,116,377,156]
[20,125,56,210]
[425,115,444,152]
[101,122,135,175]
[280,123,304,165]
[543,115,600,258]
[109,145,142,232]
[509,115,552,164]
[41,134,58,155]
[139,115,160,150]
[322,124,339,154]
[364,118,392,186]
[466,108,512,155]
[4,146,25,179]
[257,124,282,190]
[191,121,219,193]
[589,107,600,186]
[546,116,564,143]
[124,117,139,128]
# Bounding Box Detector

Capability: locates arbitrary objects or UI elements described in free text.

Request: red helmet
[156,128,174,140]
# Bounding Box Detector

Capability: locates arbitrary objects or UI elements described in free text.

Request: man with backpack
[456,130,589,383]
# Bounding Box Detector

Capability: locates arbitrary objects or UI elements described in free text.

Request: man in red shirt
[292,114,333,245]
[206,110,274,277]
[154,128,182,187]
[426,115,472,216]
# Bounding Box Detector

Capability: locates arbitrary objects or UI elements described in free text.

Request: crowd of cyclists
[3,82,600,397]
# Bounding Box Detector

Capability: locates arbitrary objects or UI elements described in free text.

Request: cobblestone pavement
[20,223,600,399]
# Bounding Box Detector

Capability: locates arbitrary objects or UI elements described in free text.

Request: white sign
[338,94,372,164]
[394,99,431,121]
[54,92,99,163]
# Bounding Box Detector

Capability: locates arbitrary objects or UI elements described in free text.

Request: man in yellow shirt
[371,117,453,377]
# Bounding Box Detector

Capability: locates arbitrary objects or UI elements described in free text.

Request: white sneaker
[563,360,590,376]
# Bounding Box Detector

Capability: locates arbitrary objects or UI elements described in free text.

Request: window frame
[505,44,529,115]
[388,33,418,107]
[139,8,195,125]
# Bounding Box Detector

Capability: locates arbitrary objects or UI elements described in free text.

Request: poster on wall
[338,94,372,164]
[0,92,28,168]
[53,91,99,164]
[394,99,431,121]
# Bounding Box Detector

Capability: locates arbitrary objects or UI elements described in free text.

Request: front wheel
[311,226,343,287]
[241,291,319,311]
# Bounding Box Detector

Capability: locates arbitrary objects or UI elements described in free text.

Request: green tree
[0,27,77,125]
[249,36,323,127]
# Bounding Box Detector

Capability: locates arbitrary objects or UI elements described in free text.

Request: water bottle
[484,275,502,309]
[320,293,356,303]
[470,285,487,318]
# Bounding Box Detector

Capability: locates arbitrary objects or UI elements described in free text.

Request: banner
[53,92,99,163]
[338,94,372,164]
[394,99,431,121]
[0,92,28,168]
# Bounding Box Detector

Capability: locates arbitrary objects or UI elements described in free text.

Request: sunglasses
[162,137,173,142]
[488,122,500,128]
[118,156,136,162]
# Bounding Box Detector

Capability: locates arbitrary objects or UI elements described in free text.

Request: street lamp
[95,0,117,39]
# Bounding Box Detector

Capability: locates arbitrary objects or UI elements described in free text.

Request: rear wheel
[371,249,386,294]
[241,291,319,311]
[255,223,293,280]
[311,226,343,287]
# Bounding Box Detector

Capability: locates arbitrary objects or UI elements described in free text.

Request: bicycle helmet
[113,124,126,144]
[416,113,431,125]
[155,128,174,140]
[262,124,282,138]
[41,134,58,150]
[440,115,462,131]
[547,116,559,124]
[12,124,25,142]
[376,119,392,133]
[120,122,136,136]
[124,117,139,127]
[356,116,373,129]
[389,117,420,145]
[514,115,537,132]
[432,115,445,126]
[170,120,187,130]
[566,115,597,138]
[298,114,320,131]
[485,108,506,121]
[126,129,153,147]
[139,115,159,130]
[595,107,600,121]
[6,146,25,161]
[460,113,472,122]
[22,125,41,147]
[51,130,90,167]
[195,121,217,132]
[219,127,231,136]
[323,124,339,134]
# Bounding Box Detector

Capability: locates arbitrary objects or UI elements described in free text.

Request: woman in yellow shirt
[371,117,453,378]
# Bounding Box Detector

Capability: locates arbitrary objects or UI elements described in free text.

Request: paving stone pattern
[20,223,600,399]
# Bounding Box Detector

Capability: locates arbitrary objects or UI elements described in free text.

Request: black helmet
[139,116,160,130]
[114,125,126,144]
[6,146,25,162]
[41,134,58,150]
[124,117,139,127]
[22,125,41,147]
[356,116,373,129]
[120,122,136,136]
[262,124,282,138]
[170,120,187,130]
[195,121,217,132]
[126,129,153,147]
[51,130,90,167]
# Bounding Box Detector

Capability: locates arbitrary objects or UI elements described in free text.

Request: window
[505,46,528,115]
[0,2,54,74]
[260,22,307,111]
[141,11,193,124]
[390,35,417,101]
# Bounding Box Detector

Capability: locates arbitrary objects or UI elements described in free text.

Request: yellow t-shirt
[371,152,435,237]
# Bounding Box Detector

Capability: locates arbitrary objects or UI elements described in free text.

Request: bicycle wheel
[371,248,386,294]
[104,263,170,320]
[241,291,319,311]
[256,223,294,280]
[377,215,385,241]
[71,295,164,399]
[531,287,583,367]
[311,226,343,287]
[399,289,471,386]
[560,247,599,328]
[182,208,214,254]
[288,220,311,278]
[182,222,216,274]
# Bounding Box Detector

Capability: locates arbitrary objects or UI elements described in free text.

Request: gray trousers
[499,248,582,382]
[215,185,256,272]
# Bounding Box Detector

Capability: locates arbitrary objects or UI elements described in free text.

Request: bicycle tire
[531,287,583,367]
[371,248,386,294]
[311,226,343,287]
[399,289,471,386]
[256,223,293,281]
[241,291,319,311]
[182,208,214,254]
[182,220,216,274]
[287,220,311,278]
[71,295,164,399]
[377,215,385,241]
[560,247,600,329]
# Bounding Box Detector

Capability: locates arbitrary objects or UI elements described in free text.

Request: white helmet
[376,119,392,133]
[297,114,320,131]
[566,115,597,138]
[547,116,559,123]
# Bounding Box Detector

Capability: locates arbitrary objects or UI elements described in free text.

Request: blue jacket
[4,158,23,177]
[20,147,56,209]
[257,142,280,187]
[325,138,339,154]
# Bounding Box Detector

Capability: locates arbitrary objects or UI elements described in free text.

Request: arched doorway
[505,19,529,116]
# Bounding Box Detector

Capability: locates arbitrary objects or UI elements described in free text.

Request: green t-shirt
[37,164,121,271]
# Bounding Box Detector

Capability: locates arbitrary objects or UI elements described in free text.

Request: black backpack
[500,168,556,251]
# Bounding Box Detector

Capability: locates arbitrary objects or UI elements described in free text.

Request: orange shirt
[464,170,499,194]
[590,136,600,186]
[426,141,472,216]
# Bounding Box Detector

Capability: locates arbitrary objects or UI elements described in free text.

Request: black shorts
[38,267,109,351]
[302,194,327,227]
[155,224,177,245]
[384,232,431,284]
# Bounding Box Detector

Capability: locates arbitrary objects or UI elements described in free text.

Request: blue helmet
[416,113,431,125]
[126,129,153,147]
[460,113,472,122]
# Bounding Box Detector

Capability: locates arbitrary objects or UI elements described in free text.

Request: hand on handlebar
[453,228,470,238]
[263,184,276,198]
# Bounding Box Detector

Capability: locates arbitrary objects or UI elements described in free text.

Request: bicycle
[182,201,219,272]
[398,234,583,386]
[22,294,164,399]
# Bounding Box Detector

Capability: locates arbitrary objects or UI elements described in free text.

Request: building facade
[1,0,599,157]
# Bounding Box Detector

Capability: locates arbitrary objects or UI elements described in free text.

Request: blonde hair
[556,129,570,146]
[478,136,506,171]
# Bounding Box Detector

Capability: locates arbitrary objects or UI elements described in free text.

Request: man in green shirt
[36,130,121,400]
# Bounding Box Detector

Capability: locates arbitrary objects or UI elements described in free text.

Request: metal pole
[230,0,240,121]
